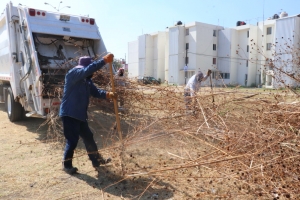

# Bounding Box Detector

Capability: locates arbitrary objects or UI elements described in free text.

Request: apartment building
[168,22,224,85]
[128,12,300,88]
[217,24,259,87]
[128,21,223,85]
[127,32,166,81]
[257,13,300,88]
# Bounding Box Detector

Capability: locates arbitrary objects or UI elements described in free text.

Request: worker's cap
[195,71,204,82]
[75,56,92,68]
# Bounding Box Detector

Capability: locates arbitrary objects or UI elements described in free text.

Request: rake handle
[109,62,122,140]
[209,74,215,103]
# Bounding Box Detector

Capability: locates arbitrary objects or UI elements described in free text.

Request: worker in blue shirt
[59,53,115,174]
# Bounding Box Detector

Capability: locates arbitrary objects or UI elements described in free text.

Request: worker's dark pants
[62,116,101,168]
[184,89,195,110]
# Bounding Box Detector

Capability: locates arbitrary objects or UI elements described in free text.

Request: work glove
[207,69,212,76]
[106,92,117,99]
[103,53,114,63]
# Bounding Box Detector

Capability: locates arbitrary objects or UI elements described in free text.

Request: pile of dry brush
[41,56,299,199]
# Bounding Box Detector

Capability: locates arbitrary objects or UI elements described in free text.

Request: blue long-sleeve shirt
[59,59,107,121]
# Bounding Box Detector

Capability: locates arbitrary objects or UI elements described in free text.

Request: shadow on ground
[74,166,174,200]
[0,103,48,137]
[0,102,129,149]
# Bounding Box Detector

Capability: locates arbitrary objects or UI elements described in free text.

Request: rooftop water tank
[176,21,183,25]
[272,14,279,19]
[280,11,288,18]
[236,21,246,26]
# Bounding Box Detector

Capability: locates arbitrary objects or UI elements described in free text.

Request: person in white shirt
[184,70,211,110]
[115,68,126,108]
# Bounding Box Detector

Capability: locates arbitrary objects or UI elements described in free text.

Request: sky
[1,0,299,61]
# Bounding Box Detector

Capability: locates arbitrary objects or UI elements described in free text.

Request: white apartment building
[128,21,223,85]
[257,13,300,88]
[168,22,223,85]
[217,24,259,87]
[128,32,166,82]
[128,12,300,88]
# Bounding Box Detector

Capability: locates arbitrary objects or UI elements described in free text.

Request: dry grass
[36,72,299,199]
[1,50,300,199]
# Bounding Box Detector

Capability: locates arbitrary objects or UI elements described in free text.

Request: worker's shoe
[94,166,104,172]
[63,166,78,174]
[94,158,111,173]
[98,157,112,165]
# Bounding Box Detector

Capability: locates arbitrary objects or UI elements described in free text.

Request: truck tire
[6,87,23,122]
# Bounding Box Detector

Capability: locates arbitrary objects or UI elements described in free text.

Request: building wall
[168,25,185,85]
[152,35,158,79]
[156,32,166,82]
[236,28,249,86]
[196,23,216,72]
[257,20,276,87]
[138,35,146,78]
[183,22,223,86]
[273,17,298,87]
[217,26,258,87]
[248,26,259,86]
[181,25,196,84]
[145,35,153,77]
[187,25,196,72]
[230,30,239,85]
[127,40,138,78]
[164,30,169,82]
[128,16,299,88]
[218,28,233,85]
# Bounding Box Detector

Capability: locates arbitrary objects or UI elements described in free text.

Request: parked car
[138,76,161,85]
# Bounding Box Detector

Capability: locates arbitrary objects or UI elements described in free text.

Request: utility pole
[185,44,188,84]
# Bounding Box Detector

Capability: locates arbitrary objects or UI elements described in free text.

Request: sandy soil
[0,102,175,200]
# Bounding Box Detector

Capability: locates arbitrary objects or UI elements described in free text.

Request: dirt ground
[0,102,178,200]
[1,86,292,200]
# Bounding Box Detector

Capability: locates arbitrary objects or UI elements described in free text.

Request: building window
[247,30,249,38]
[185,57,189,64]
[266,43,272,50]
[220,73,230,79]
[213,44,216,51]
[212,71,217,79]
[213,30,217,37]
[267,27,272,35]
[186,43,189,50]
[187,71,195,79]
[224,73,230,79]
[246,60,248,67]
[186,29,189,36]
[213,58,216,65]
[247,45,249,52]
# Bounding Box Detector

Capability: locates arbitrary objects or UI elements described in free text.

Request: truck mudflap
[25,111,47,119]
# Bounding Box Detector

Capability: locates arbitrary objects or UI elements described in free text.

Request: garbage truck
[0,2,108,121]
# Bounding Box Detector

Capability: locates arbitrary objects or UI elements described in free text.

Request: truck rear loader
[0,2,108,121]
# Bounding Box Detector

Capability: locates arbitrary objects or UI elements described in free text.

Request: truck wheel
[6,87,23,122]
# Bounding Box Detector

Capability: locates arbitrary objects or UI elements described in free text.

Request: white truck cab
[0,2,107,121]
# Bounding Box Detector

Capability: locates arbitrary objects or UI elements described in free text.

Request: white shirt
[114,74,126,86]
[185,74,209,96]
